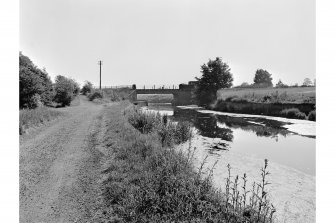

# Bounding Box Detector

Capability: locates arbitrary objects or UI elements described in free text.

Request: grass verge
[99,102,275,222]
[19,107,63,135]
[217,87,315,104]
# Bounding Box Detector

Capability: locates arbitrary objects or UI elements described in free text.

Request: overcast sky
[20,0,315,87]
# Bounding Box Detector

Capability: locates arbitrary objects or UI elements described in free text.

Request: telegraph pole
[98,60,103,90]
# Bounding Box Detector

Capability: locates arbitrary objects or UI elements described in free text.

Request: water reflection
[173,108,291,141]
[146,104,315,175]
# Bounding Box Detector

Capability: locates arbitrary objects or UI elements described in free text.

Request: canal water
[143,103,316,223]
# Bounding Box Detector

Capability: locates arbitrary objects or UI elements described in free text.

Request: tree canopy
[195,57,233,105]
[253,69,273,87]
[19,52,54,108]
[302,78,313,87]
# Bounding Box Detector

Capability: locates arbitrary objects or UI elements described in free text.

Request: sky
[20,0,315,87]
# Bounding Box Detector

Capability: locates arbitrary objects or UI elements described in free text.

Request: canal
[143,103,316,223]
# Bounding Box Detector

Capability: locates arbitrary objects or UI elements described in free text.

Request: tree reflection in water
[172,108,292,143]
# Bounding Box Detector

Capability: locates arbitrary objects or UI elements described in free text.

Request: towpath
[20,96,107,222]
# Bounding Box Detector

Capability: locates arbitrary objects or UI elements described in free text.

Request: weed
[88,91,103,101]
[19,107,63,135]
[307,110,316,121]
[280,108,307,119]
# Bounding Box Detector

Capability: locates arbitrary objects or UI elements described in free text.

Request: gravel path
[20,96,106,223]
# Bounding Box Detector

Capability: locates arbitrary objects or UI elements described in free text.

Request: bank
[95,101,276,222]
[211,100,315,121]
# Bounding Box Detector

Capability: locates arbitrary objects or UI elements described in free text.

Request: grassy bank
[217,87,315,104]
[98,102,275,222]
[19,107,63,135]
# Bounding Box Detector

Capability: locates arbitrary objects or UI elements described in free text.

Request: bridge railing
[93,84,182,90]
[137,85,179,90]
[93,85,132,89]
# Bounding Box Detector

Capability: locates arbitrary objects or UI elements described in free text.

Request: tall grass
[99,103,275,222]
[307,110,316,121]
[279,108,307,120]
[127,108,192,146]
[19,107,63,135]
[217,87,315,104]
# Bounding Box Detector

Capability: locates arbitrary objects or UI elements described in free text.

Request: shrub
[128,109,161,133]
[88,91,103,101]
[81,81,93,95]
[27,94,43,109]
[280,108,307,119]
[307,110,316,121]
[71,79,80,96]
[53,75,77,107]
[128,109,192,146]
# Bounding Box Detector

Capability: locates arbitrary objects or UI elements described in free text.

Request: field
[217,87,316,104]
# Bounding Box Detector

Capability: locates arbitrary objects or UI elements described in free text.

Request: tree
[53,75,75,107]
[275,79,288,88]
[195,57,233,105]
[253,69,273,87]
[19,52,54,108]
[302,78,312,87]
[81,81,93,95]
[239,82,250,88]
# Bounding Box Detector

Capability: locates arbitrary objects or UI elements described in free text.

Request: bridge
[129,84,195,106]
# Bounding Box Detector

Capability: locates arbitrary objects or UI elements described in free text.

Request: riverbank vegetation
[19,107,63,135]
[99,102,276,222]
[217,87,315,104]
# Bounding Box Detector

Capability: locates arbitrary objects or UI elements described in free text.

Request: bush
[128,109,161,133]
[88,91,103,101]
[81,81,93,95]
[26,94,43,109]
[307,110,316,121]
[127,109,193,146]
[280,108,307,119]
[53,75,75,107]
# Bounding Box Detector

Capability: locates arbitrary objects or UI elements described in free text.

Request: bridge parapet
[136,89,180,94]
[133,88,194,106]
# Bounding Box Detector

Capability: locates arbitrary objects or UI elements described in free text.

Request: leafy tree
[253,69,273,87]
[70,79,80,95]
[19,52,54,108]
[195,57,233,105]
[275,79,288,88]
[239,82,250,88]
[302,78,313,87]
[81,81,93,95]
[53,75,75,107]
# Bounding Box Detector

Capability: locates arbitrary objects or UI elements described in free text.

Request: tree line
[194,57,315,105]
[19,52,81,108]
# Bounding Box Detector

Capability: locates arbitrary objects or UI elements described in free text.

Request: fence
[93,84,180,90]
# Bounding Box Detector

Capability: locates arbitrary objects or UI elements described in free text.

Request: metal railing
[137,85,179,90]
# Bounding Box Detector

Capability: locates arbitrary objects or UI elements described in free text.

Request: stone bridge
[129,87,194,106]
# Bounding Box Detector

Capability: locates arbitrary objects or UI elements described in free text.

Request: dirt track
[20,96,107,223]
